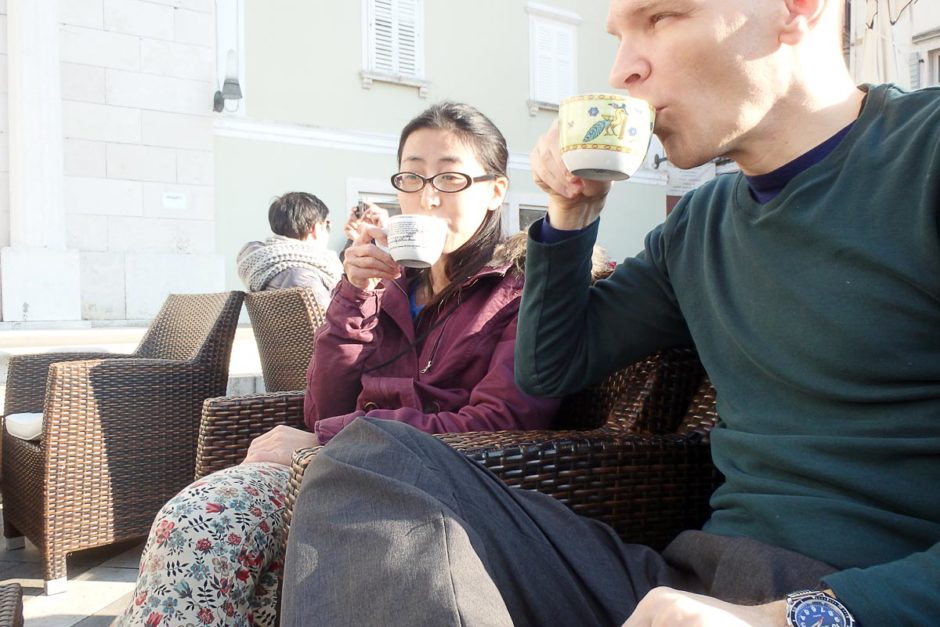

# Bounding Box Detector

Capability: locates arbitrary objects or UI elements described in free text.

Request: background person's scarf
[237,235,343,292]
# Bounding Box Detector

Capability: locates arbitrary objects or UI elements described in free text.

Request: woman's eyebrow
[402,155,462,165]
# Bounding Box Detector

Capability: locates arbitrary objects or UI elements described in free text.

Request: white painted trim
[360,70,431,97]
[214,117,400,154]
[507,152,532,172]
[912,27,940,45]
[213,117,668,186]
[525,2,582,25]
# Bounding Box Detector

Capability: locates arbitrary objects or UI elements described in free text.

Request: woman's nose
[420,183,441,210]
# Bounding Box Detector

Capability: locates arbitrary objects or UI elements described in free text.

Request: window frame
[526,2,581,115]
[930,49,940,86]
[361,0,429,96]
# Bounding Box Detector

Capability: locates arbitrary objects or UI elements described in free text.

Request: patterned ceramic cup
[386,214,448,268]
[558,93,655,181]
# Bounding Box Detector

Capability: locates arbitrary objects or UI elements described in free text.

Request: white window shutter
[531,16,576,105]
[366,0,422,79]
[555,26,575,99]
[397,0,419,76]
[534,21,556,102]
[371,0,394,74]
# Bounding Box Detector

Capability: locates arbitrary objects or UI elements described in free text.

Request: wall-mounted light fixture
[650,153,670,169]
[213,49,242,112]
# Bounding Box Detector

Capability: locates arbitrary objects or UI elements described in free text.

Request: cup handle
[374,227,389,253]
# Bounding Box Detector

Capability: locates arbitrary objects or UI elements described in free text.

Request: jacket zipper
[420,315,450,373]
[418,278,478,374]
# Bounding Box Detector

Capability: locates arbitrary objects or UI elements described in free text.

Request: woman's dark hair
[397,101,508,311]
[268,192,330,240]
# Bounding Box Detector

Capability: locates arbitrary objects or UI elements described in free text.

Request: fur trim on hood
[491,231,613,281]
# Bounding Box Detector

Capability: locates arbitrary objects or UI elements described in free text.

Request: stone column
[1,0,81,321]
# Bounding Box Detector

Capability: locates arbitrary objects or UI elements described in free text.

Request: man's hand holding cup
[532,93,655,231]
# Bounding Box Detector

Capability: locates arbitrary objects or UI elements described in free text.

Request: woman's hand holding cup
[343,222,401,291]
[531,119,612,231]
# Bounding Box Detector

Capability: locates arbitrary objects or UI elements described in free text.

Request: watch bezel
[785,590,856,627]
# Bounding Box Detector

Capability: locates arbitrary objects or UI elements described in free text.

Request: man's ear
[779,0,827,46]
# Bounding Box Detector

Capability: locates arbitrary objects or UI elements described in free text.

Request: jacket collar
[380,261,515,341]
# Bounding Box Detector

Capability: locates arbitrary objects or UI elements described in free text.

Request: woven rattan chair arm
[283,445,323,534]
[194,391,307,479]
[282,429,718,549]
[2,352,127,415]
[40,358,204,442]
[0,582,23,627]
[440,429,720,548]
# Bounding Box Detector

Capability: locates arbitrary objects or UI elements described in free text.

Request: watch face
[788,597,853,627]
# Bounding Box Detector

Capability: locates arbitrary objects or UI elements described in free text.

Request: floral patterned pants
[114,463,290,627]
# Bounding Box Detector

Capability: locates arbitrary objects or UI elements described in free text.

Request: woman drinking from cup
[115,102,566,627]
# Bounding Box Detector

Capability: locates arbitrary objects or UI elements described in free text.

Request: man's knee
[316,417,456,471]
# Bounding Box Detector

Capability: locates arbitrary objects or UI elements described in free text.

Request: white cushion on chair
[5,412,43,441]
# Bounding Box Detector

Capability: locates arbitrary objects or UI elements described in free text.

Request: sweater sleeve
[822,543,940,626]
[313,316,561,444]
[515,217,693,398]
[303,278,384,428]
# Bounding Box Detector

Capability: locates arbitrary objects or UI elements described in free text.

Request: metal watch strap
[785,590,857,627]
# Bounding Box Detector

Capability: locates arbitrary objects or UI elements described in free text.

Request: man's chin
[657,140,715,170]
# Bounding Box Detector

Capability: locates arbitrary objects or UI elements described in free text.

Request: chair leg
[2,521,24,551]
[43,552,68,596]
[44,577,67,596]
[3,537,24,551]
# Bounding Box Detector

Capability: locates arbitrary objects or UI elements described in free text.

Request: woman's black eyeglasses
[391,172,498,194]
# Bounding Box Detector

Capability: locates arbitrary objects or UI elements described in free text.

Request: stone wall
[0,0,224,322]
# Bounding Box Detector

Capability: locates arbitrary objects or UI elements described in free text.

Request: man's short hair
[268,192,330,240]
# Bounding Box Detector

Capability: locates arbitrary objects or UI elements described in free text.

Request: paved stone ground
[0,506,143,627]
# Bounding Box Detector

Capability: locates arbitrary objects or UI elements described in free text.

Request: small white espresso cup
[558,93,655,181]
[386,214,448,268]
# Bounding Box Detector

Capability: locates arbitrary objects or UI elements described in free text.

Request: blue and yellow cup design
[559,94,655,181]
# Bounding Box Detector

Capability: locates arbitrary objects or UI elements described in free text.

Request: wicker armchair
[0,583,23,627]
[0,291,244,594]
[245,288,325,393]
[193,287,325,478]
[286,348,723,550]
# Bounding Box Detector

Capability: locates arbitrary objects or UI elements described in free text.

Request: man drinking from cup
[279,1,940,625]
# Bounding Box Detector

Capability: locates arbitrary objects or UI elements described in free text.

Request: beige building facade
[21,1,939,324]
[0,0,674,325]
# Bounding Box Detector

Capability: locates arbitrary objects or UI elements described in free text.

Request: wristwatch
[786,590,856,627]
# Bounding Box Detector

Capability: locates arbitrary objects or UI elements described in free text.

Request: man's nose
[608,38,651,92]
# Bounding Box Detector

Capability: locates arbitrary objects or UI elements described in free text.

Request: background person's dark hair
[268,192,330,240]
[397,101,508,312]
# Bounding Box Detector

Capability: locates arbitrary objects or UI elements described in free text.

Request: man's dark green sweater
[517,84,940,625]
